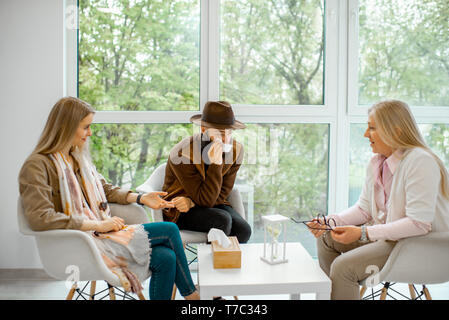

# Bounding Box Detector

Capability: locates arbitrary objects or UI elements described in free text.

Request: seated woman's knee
[152,246,176,269]
[158,221,180,236]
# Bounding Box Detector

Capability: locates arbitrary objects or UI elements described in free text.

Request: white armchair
[360,231,449,300]
[17,197,150,300]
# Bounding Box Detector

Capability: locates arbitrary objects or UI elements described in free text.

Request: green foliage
[233,124,329,226]
[220,0,324,105]
[79,0,200,111]
[359,0,449,106]
[79,0,448,246]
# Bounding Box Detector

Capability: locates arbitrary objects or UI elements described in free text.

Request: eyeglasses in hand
[290,213,336,231]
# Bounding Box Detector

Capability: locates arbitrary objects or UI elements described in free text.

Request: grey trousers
[317,231,397,300]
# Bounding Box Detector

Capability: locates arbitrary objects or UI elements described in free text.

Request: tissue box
[211,236,241,269]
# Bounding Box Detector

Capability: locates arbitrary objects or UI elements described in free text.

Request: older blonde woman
[308,100,449,300]
[19,97,200,300]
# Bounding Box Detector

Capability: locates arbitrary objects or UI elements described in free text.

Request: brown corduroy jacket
[162,133,244,223]
[18,153,131,231]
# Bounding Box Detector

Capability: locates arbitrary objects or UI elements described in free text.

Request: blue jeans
[143,222,196,300]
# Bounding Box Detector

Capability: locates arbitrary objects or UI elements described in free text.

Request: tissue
[207,228,231,248]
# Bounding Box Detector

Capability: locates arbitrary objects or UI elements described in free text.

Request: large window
[78,0,200,111]
[358,0,449,106]
[70,0,449,258]
[220,0,325,105]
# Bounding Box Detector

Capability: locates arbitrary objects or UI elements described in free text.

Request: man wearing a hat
[161,101,252,243]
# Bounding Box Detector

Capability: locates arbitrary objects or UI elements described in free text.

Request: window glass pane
[349,123,449,206]
[220,0,325,105]
[79,0,200,111]
[91,123,329,258]
[358,0,449,106]
[234,124,329,258]
[90,123,194,188]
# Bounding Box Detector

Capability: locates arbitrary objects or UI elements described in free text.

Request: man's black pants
[176,204,252,243]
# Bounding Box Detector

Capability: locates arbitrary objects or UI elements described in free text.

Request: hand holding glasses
[290,213,337,237]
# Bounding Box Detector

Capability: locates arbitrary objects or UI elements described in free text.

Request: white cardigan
[358,147,449,232]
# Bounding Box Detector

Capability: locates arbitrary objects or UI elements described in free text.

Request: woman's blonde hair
[369,99,449,199]
[33,97,95,155]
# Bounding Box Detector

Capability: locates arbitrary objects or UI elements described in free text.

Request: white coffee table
[197,242,331,300]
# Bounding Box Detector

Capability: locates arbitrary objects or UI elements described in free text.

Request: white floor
[1,269,448,300]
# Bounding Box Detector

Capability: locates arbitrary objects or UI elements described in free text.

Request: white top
[357,147,449,233]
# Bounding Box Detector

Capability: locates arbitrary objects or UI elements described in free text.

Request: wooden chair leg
[408,284,416,300]
[360,286,367,299]
[380,282,389,300]
[171,284,177,300]
[137,291,146,300]
[66,282,77,300]
[108,284,116,300]
[89,281,96,300]
[423,285,432,300]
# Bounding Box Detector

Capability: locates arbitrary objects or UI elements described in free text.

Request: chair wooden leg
[89,281,96,300]
[380,282,389,300]
[408,284,416,300]
[171,284,177,300]
[360,286,367,299]
[66,282,77,300]
[137,291,146,300]
[108,284,116,300]
[423,285,432,300]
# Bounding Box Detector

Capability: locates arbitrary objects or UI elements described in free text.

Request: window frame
[347,0,449,121]
[64,0,449,218]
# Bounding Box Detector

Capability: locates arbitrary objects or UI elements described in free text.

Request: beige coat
[18,153,131,231]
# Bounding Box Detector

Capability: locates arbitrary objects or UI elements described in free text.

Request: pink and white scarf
[50,150,151,293]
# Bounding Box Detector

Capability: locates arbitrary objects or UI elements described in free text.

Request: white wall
[0,0,63,268]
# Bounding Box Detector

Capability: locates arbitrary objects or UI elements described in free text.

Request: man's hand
[140,192,175,210]
[331,226,362,244]
[172,196,195,213]
[207,140,223,165]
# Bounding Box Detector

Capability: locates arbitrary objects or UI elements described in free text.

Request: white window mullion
[207,0,220,101]
[347,0,359,115]
[233,105,334,119]
[324,0,339,115]
[325,0,346,214]
[331,0,351,214]
[63,0,78,97]
[200,0,210,110]
[93,111,199,124]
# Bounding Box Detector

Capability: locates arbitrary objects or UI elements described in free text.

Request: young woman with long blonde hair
[19,97,200,300]
[307,99,449,300]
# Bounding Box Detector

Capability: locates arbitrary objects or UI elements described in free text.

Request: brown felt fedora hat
[190,101,246,130]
